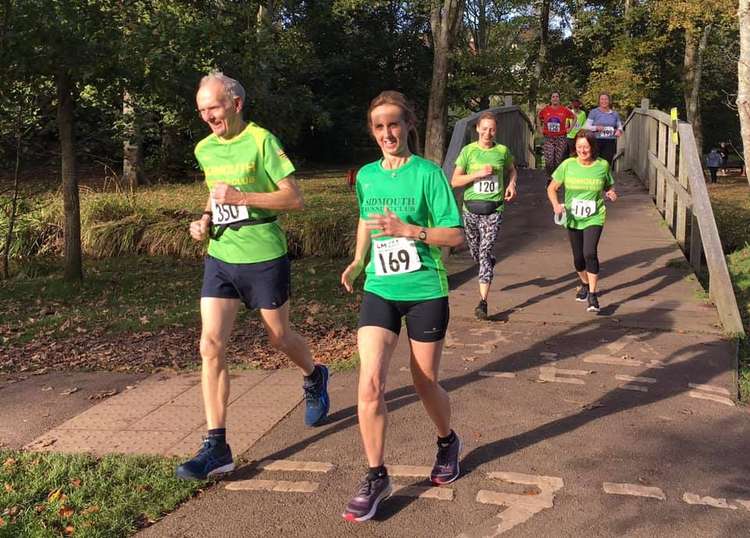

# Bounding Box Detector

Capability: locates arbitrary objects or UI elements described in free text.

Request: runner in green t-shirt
[340,91,465,522]
[547,129,618,313]
[451,112,518,320]
[176,72,330,482]
[566,98,587,156]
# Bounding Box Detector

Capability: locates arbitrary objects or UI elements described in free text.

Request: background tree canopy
[0,0,740,177]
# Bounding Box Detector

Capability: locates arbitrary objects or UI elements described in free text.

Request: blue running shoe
[175,437,234,480]
[303,364,330,426]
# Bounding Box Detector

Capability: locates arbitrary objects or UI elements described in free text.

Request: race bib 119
[373,238,421,276]
[211,198,249,225]
[475,175,499,194]
[570,198,597,219]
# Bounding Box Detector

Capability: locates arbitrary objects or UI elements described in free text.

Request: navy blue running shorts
[201,254,290,310]
[358,292,449,342]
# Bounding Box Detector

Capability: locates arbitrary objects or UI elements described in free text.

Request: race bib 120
[373,238,421,276]
[211,198,249,225]
[475,175,499,194]
[570,198,597,219]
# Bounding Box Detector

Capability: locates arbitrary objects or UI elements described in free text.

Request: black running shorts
[201,254,290,310]
[358,292,449,342]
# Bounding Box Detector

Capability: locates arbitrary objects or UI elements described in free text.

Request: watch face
[419,230,427,240]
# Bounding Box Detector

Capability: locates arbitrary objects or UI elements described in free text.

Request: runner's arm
[210,176,304,211]
[547,180,565,214]
[366,209,464,248]
[504,162,518,202]
[451,165,491,188]
[341,218,372,293]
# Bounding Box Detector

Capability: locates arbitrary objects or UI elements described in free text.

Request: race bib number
[211,199,249,225]
[598,126,615,138]
[373,238,421,276]
[571,198,596,219]
[475,175,499,194]
[546,119,561,133]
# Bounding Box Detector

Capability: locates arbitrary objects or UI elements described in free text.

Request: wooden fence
[442,99,536,181]
[617,99,745,336]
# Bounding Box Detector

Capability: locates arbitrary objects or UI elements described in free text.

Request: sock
[305,365,322,383]
[207,428,227,447]
[367,465,388,480]
[438,430,456,447]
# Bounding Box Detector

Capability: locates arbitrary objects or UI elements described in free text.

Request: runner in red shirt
[538,92,575,184]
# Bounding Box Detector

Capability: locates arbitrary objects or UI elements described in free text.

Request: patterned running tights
[463,211,503,284]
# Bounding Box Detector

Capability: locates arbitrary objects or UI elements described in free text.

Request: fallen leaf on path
[88,389,118,400]
[462,356,477,362]
[37,438,57,448]
[0,516,5,527]
[82,505,100,515]
[64,525,75,536]
[60,387,79,395]
[47,488,64,502]
[58,506,74,518]
[3,458,16,469]
[34,504,45,513]
[3,483,13,493]
[70,479,81,488]
[41,386,53,391]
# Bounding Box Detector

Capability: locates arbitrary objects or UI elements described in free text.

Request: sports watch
[417,227,427,241]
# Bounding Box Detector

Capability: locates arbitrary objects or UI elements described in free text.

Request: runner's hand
[504,183,517,202]
[605,189,618,202]
[211,182,243,205]
[341,261,363,293]
[552,202,565,215]
[365,207,413,239]
[189,216,210,241]
[475,165,493,178]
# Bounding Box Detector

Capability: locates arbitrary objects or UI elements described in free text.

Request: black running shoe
[475,299,488,320]
[587,292,600,313]
[430,433,462,485]
[575,286,588,302]
[175,437,234,480]
[342,474,392,522]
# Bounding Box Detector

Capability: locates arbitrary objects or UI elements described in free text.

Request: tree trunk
[684,25,711,153]
[527,0,550,116]
[424,0,465,164]
[2,106,21,279]
[122,90,146,192]
[738,0,750,186]
[57,68,83,281]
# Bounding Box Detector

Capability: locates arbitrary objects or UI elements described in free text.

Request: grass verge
[1,255,360,373]
[708,178,750,401]
[0,449,203,537]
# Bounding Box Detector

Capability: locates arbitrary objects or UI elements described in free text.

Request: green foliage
[0,449,203,537]
[0,178,357,261]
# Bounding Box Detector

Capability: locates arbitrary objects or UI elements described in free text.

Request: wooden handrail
[619,100,745,336]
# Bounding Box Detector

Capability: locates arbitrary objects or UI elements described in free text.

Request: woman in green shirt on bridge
[547,130,618,313]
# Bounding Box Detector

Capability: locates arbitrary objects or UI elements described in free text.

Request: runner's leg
[409,339,450,436]
[463,211,481,264]
[260,303,315,375]
[583,226,603,292]
[357,326,399,467]
[477,212,502,300]
[200,297,241,428]
[543,137,556,179]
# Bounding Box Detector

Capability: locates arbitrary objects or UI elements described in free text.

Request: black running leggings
[567,225,603,274]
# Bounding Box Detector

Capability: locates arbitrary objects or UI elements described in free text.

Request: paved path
[24,170,749,536]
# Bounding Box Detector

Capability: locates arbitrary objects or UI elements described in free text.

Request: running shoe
[430,433,462,485]
[342,474,393,522]
[587,292,600,313]
[303,364,330,426]
[475,299,488,320]
[575,285,588,302]
[175,437,234,480]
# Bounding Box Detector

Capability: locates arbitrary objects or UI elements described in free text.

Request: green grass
[0,255,359,350]
[328,351,360,373]
[0,176,358,263]
[727,245,750,401]
[709,178,750,401]
[0,450,203,537]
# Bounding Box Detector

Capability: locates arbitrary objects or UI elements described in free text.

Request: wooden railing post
[665,123,678,232]
[655,122,668,214]
[648,117,658,198]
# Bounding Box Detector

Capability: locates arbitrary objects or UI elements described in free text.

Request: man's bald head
[199,71,246,110]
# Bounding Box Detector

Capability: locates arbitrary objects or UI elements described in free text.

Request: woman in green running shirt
[340,91,464,522]
[547,130,618,313]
